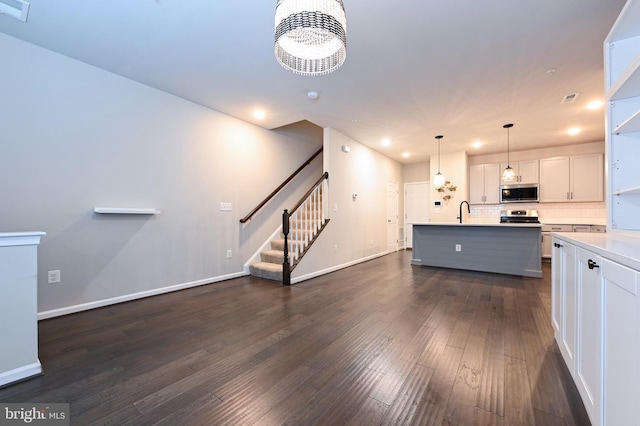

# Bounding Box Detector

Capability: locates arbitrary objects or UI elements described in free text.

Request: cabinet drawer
[542,224,574,232]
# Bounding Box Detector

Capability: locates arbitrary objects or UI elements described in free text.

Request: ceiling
[0,0,628,163]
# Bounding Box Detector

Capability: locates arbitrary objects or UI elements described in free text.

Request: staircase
[249,172,329,284]
[248,234,291,282]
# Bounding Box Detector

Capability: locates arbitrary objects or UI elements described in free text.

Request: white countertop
[541,218,607,226]
[552,232,640,271]
[413,222,541,228]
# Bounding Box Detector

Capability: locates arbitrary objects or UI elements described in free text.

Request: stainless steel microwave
[500,184,539,203]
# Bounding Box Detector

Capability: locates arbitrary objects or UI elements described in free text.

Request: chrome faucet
[458,200,470,223]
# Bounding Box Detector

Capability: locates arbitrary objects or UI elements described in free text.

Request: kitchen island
[412,222,542,278]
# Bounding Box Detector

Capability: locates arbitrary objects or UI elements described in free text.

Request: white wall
[403,162,430,183]
[292,129,404,281]
[0,33,323,317]
[429,151,469,222]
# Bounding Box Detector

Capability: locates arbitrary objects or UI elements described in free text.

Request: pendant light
[433,135,446,186]
[502,123,516,182]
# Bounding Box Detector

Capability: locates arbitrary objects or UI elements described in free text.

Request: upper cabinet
[605,0,640,232]
[571,155,605,202]
[499,159,539,184]
[469,163,500,204]
[540,154,604,203]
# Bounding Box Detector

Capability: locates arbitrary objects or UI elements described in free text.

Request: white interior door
[387,180,399,253]
[404,182,430,248]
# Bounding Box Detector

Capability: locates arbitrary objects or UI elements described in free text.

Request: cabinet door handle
[567,192,570,200]
[554,242,563,248]
[588,259,599,270]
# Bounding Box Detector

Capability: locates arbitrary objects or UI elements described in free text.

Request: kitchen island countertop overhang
[411,222,542,278]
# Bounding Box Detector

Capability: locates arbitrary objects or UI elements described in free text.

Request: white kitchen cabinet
[542,224,573,258]
[540,154,604,203]
[605,0,640,232]
[551,237,577,374]
[500,159,539,184]
[542,233,552,258]
[601,258,639,426]
[552,229,640,426]
[571,154,605,202]
[469,163,500,204]
[540,156,569,202]
[575,246,603,426]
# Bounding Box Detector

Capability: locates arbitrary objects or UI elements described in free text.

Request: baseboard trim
[0,362,42,388]
[38,251,402,318]
[291,251,390,284]
[37,271,248,320]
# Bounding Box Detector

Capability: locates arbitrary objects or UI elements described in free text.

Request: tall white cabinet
[551,3,640,425]
[0,232,45,387]
[606,0,640,232]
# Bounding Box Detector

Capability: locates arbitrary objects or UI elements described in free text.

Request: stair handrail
[240,147,323,223]
[283,171,330,285]
[289,171,329,214]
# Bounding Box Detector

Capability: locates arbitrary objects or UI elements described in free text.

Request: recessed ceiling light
[472,141,482,148]
[568,127,581,135]
[546,68,557,75]
[253,109,266,120]
[381,138,391,147]
[307,91,319,100]
[402,152,410,158]
[587,100,604,110]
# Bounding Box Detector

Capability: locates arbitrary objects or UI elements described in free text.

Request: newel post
[282,209,291,286]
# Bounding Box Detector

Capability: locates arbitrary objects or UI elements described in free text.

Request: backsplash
[470,203,606,224]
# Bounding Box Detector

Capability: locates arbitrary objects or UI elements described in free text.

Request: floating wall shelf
[93,207,161,215]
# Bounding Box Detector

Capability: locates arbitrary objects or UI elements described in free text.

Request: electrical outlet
[226,250,232,259]
[220,202,232,211]
[48,270,61,284]
[455,244,462,252]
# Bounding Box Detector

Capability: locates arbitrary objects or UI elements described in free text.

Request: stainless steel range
[500,209,540,224]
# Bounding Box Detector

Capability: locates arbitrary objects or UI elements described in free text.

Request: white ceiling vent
[561,93,580,104]
[0,0,30,23]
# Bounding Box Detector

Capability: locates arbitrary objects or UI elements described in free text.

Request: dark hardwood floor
[0,250,590,425]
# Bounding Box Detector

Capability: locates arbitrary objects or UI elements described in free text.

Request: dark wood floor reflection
[0,251,590,425]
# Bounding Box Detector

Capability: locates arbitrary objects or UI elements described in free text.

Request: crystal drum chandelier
[274,0,347,76]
